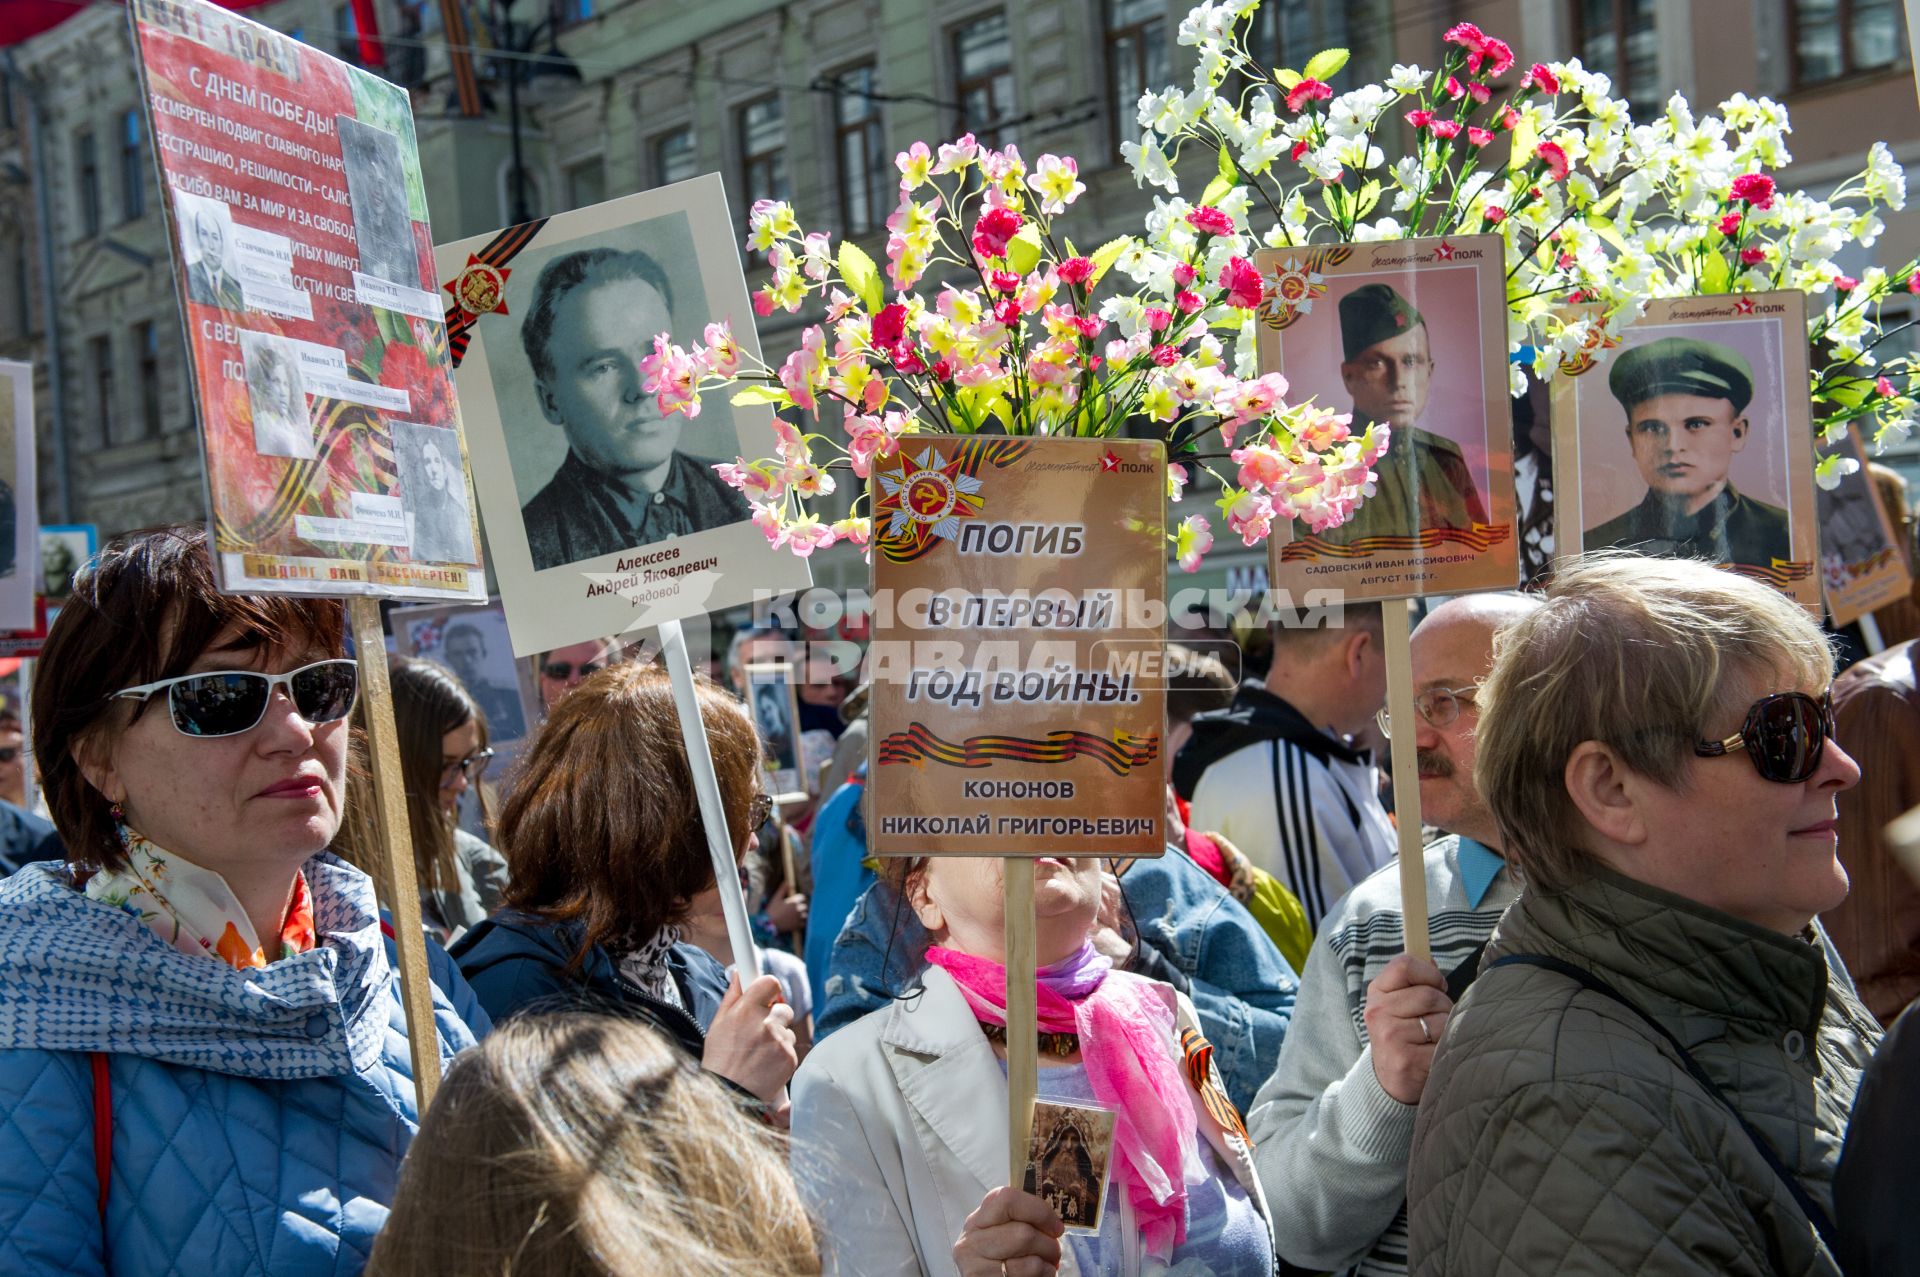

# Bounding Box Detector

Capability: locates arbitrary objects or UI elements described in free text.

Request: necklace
[980,1021,1080,1058]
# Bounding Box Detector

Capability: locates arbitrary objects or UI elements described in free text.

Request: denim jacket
[815,847,1298,1112]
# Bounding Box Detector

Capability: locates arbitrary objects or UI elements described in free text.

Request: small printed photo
[336,114,419,288]
[1819,451,1896,569]
[237,331,316,459]
[746,661,806,801]
[38,525,96,604]
[396,601,535,747]
[393,421,478,566]
[174,189,245,312]
[1022,1101,1116,1234]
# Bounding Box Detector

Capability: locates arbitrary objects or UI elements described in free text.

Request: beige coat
[791,964,1271,1277]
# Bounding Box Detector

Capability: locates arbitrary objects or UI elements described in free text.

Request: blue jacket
[0,855,488,1276]
[803,770,871,1012]
[815,848,1298,1112]
[452,911,729,1061]
[0,800,59,876]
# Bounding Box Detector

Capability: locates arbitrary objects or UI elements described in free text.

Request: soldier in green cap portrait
[1585,335,1792,567]
[1321,282,1487,546]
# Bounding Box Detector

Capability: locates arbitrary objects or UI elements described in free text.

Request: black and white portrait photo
[747,661,806,800]
[1022,1101,1115,1233]
[509,240,751,570]
[238,331,315,459]
[1819,452,1896,568]
[337,115,419,288]
[439,617,530,742]
[174,190,245,312]
[394,421,478,565]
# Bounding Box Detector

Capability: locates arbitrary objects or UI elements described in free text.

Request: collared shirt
[1585,481,1792,568]
[1455,836,1506,909]
[520,448,751,570]
[1320,422,1488,546]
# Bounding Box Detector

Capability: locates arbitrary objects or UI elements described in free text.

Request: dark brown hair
[386,656,490,894]
[498,662,757,967]
[366,1014,819,1277]
[34,525,346,872]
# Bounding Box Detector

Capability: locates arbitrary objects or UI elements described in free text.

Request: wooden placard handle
[348,597,443,1106]
[1003,857,1037,1186]
[1382,599,1432,962]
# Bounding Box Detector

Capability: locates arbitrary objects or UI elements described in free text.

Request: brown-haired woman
[334,657,508,942]
[451,662,797,1110]
[0,525,486,1276]
[367,1013,820,1277]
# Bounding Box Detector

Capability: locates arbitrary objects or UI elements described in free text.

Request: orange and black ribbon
[875,722,1160,778]
[443,217,548,368]
[1181,1026,1251,1144]
[1724,557,1816,588]
[1279,521,1513,563]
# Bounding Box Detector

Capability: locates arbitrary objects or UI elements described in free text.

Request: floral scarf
[84,823,317,970]
[616,927,687,1011]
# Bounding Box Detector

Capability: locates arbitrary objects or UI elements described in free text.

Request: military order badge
[1252,235,1519,603]
[1551,291,1820,612]
[434,175,811,656]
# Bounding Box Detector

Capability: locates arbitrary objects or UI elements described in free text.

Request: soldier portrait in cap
[1553,292,1820,610]
[1585,334,1791,565]
[1321,281,1488,547]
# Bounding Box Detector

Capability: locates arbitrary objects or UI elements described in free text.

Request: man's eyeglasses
[440,748,496,787]
[540,660,603,682]
[1695,690,1833,784]
[112,659,359,739]
[1376,684,1479,740]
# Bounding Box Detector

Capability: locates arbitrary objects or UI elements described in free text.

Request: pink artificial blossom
[1151,345,1180,367]
[971,206,1024,259]
[1877,376,1898,398]
[1232,443,1289,491]
[1285,79,1333,112]
[1466,127,1494,148]
[1444,22,1486,52]
[1290,139,1310,162]
[1498,104,1521,130]
[989,269,1022,293]
[1406,108,1435,129]
[935,134,979,173]
[1175,290,1204,314]
[752,288,778,317]
[992,297,1021,326]
[1219,257,1266,310]
[1740,248,1767,265]
[1717,211,1743,236]
[1145,307,1173,332]
[1057,256,1095,285]
[1522,63,1560,94]
[1466,82,1491,105]
[1176,515,1212,572]
[1729,173,1777,210]
[1186,205,1236,236]
[1167,462,1190,502]
[1223,490,1276,547]
[1835,274,1860,291]
[1473,37,1514,76]
[1535,141,1570,182]
[1172,262,1197,287]
[701,321,741,377]
[1430,120,1462,140]
[1483,206,1507,224]
[1074,314,1104,340]
[1445,76,1466,100]
[871,303,908,349]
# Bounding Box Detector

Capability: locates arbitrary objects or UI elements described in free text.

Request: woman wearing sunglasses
[0,526,487,1276]
[451,662,798,1114]
[334,658,508,944]
[1406,554,1882,1277]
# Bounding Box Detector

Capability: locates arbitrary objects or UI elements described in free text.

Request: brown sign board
[867,435,1167,859]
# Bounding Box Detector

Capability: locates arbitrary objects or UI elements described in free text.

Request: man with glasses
[536,638,625,714]
[1321,283,1487,548]
[1407,555,1876,1276]
[1247,592,1537,1277]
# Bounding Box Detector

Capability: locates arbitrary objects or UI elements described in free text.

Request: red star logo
[1734,295,1756,315]
[1101,450,1122,472]
[1434,240,1455,261]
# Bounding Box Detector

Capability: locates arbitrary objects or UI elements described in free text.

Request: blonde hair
[367,1016,821,1277]
[1474,553,1833,894]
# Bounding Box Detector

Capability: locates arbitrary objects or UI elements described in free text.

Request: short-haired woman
[333,657,508,943]
[367,1014,820,1277]
[0,526,486,1275]
[1407,554,1882,1275]
[451,662,797,1110]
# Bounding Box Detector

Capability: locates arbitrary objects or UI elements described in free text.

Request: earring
[109,802,124,823]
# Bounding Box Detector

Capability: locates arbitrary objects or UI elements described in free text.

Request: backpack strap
[1487,952,1840,1258]
[90,1053,110,1227]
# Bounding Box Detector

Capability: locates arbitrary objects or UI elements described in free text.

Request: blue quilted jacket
[0,854,490,1276]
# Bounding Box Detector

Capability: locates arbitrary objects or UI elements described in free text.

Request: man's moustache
[1415,749,1451,778]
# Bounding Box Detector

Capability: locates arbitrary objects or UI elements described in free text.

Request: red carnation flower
[871,302,908,348]
[1728,173,1776,210]
[1740,248,1767,265]
[1536,140,1570,182]
[1430,120,1462,140]
[1717,212,1742,236]
[1472,37,1514,77]
[1056,256,1095,285]
[971,206,1024,259]
[1285,79,1333,112]
[1444,22,1486,51]
[1466,126,1494,148]
[1484,206,1507,224]
[1186,205,1236,236]
[1522,63,1560,94]
[1406,108,1435,128]
[1218,257,1265,310]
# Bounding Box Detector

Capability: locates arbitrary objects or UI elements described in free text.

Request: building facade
[0,0,1913,591]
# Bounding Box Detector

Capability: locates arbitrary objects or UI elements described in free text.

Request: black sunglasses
[440,747,496,787]
[1694,690,1833,784]
[540,659,604,681]
[112,659,360,739]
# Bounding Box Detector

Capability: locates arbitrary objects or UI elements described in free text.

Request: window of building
[1575,0,1658,113]
[89,335,114,444]
[1106,0,1169,159]
[653,125,697,186]
[951,11,1015,149]
[121,109,146,222]
[1792,0,1901,86]
[831,63,888,235]
[737,95,789,207]
[1244,0,1347,81]
[135,321,162,438]
[76,130,100,237]
[564,157,606,210]
[335,3,361,64]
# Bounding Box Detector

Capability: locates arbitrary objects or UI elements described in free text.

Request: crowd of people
[0,523,1912,1275]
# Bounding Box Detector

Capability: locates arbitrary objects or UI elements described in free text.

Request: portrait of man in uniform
[1585,336,1791,567]
[337,115,419,288]
[515,247,751,570]
[177,193,245,312]
[1318,283,1486,546]
[442,620,529,742]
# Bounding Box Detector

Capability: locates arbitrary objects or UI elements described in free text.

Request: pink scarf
[926,942,1203,1257]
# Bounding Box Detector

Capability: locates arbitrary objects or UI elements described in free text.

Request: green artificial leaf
[838,240,884,314]
[731,385,790,406]
[1821,377,1871,412]
[1699,251,1733,295]
[1087,236,1134,289]
[1585,213,1629,255]
[1273,68,1304,90]
[1510,112,1538,166]
[1065,237,1080,259]
[1201,145,1240,207]
[373,305,408,350]
[1303,48,1350,82]
[1354,179,1382,221]
[1322,184,1351,223]
[1005,224,1044,277]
